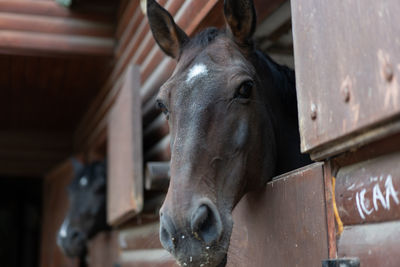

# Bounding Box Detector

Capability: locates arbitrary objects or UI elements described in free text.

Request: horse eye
[235,80,253,99]
[157,100,169,118]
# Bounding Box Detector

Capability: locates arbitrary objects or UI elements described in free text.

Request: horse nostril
[160,215,176,252]
[191,202,223,245]
[69,229,84,244]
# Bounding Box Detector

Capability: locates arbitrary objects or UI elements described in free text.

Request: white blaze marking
[186,63,208,83]
[80,176,88,187]
[59,218,69,238]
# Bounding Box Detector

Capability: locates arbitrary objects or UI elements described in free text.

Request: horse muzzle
[57,227,87,258]
[159,198,229,267]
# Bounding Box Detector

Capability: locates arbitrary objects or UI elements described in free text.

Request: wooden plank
[0,0,113,22]
[40,159,79,267]
[333,131,400,168]
[324,161,337,259]
[0,30,114,56]
[0,131,72,176]
[118,222,162,251]
[88,231,120,267]
[0,13,114,38]
[107,65,143,226]
[120,250,178,267]
[338,221,400,267]
[335,151,400,225]
[227,163,328,266]
[115,0,139,39]
[292,0,400,156]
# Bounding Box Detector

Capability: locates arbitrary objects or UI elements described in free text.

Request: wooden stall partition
[335,151,400,225]
[40,159,79,267]
[291,0,400,160]
[0,0,116,57]
[330,148,400,266]
[107,64,143,226]
[227,163,328,266]
[338,221,400,267]
[118,221,178,267]
[88,230,120,267]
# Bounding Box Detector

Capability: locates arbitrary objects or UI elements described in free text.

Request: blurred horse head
[57,159,108,258]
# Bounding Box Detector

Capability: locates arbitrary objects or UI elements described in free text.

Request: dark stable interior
[0,178,42,267]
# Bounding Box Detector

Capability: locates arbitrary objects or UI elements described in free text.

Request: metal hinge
[322,258,360,267]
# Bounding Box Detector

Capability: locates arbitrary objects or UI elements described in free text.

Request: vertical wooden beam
[323,161,337,259]
[107,65,143,225]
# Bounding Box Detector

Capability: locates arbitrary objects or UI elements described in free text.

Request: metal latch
[322,258,360,267]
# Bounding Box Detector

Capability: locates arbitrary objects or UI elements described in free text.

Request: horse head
[147,0,309,266]
[57,159,108,258]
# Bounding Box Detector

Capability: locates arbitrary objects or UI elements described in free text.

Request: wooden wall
[40,160,78,267]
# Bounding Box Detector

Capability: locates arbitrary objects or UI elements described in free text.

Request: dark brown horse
[57,159,108,261]
[147,0,311,266]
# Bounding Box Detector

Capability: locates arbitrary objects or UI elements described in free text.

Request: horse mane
[257,51,298,120]
[185,27,221,50]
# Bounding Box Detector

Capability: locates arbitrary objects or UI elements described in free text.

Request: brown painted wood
[323,161,337,259]
[116,0,140,39]
[119,222,162,251]
[227,163,328,266]
[0,131,72,176]
[88,231,120,267]
[335,151,400,225]
[338,221,400,267]
[119,249,178,267]
[0,53,112,167]
[292,0,400,157]
[120,259,178,267]
[40,159,79,267]
[0,13,114,38]
[107,65,143,226]
[333,132,400,168]
[0,30,114,56]
[0,1,114,22]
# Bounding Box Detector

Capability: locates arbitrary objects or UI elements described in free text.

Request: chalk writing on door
[355,175,399,220]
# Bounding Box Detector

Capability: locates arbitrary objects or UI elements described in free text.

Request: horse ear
[224,0,257,46]
[147,0,189,59]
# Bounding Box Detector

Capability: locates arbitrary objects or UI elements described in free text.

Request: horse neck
[254,51,311,176]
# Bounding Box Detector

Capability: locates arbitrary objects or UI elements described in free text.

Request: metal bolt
[383,63,394,82]
[310,103,317,120]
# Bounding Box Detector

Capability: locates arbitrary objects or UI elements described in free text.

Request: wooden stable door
[291,0,400,266]
[227,163,330,266]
